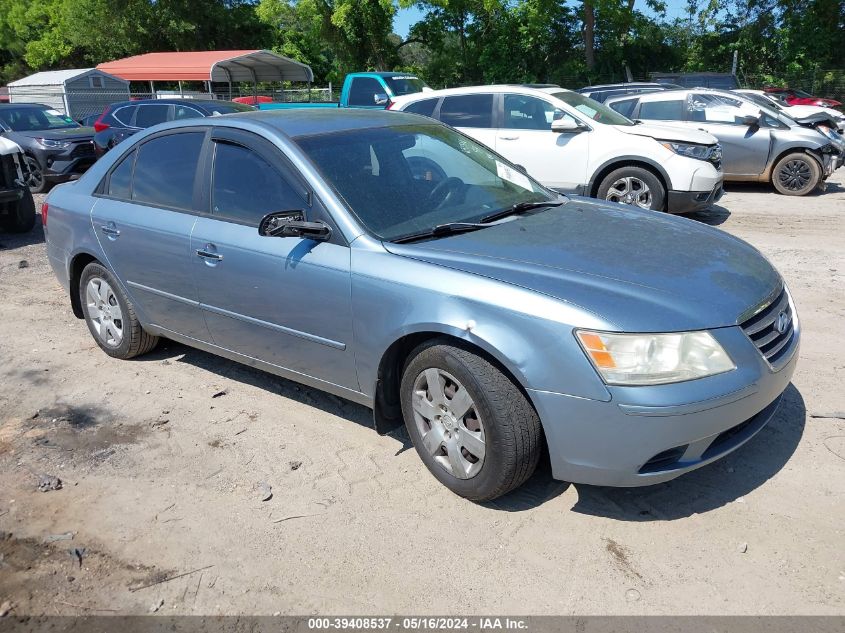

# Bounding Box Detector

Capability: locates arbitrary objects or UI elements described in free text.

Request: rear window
[384,76,427,96]
[403,98,438,118]
[639,100,685,121]
[131,132,204,210]
[439,94,493,128]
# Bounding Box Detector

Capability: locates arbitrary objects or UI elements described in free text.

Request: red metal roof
[96,50,313,83]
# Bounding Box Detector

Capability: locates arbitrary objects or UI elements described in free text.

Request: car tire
[79,262,159,359]
[400,340,542,501]
[23,155,49,194]
[0,188,35,233]
[597,166,666,211]
[771,152,821,196]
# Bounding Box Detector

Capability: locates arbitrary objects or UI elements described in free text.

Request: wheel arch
[588,157,671,199]
[763,146,825,182]
[68,251,102,318]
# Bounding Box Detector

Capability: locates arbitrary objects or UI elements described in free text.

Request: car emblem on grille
[775,311,789,334]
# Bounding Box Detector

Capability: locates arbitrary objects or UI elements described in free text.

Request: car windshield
[548,91,635,126]
[295,123,554,241]
[384,76,428,96]
[0,106,79,131]
[740,92,784,112]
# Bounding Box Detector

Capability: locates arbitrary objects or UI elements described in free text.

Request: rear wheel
[771,152,821,196]
[0,188,35,233]
[400,340,542,501]
[597,166,666,211]
[79,262,158,359]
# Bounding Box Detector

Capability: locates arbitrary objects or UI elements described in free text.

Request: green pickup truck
[259,72,429,111]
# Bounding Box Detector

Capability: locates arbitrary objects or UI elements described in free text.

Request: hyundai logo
[775,311,790,334]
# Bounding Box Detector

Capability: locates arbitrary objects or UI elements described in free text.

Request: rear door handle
[196,248,223,261]
[100,223,120,237]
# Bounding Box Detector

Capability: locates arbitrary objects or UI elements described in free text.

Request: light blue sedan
[43,109,799,501]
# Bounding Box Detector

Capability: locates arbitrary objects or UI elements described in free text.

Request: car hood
[611,122,716,145]
[8,127,94,141]
[384,197,780,332]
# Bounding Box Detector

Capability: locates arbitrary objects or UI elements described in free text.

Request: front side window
[687,93,764,125]
[211,142,305,226]
[439,94,493,128]
[131,132,204,210]
[348,77,386,107]
[134,104,170,128]
[608,98,638,118]
[503,94,565,130]
[174,105,203,120]
[108,149,135,199]
[295,123,553,241]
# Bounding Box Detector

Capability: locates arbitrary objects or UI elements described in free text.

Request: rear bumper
[528,325,799,487]
[667,183,724,214]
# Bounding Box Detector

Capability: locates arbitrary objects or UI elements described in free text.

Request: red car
[764,87,842,108]
[231,95,273,105]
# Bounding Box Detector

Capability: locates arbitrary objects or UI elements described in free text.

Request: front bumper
[667,182,724,214]
[35,141,96,181]
[528,324,799,487]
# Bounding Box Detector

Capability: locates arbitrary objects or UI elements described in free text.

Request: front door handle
[196,248,223,261]
[498,135,520,140]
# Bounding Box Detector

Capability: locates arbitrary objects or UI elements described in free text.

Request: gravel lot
[1,174,843,616]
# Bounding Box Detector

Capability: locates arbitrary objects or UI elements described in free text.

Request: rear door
[436,93,498,151]
[190,128,358,389]
[90,129,210,340]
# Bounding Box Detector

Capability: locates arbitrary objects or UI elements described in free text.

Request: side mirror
[551,118,582,133]
[374,93,390,106]
[258,210,331,241]
[741,114,760,127]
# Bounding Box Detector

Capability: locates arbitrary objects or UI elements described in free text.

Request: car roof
[580,82,664,91]
[201,108,437,138]
[0,102,52,109]
[391,84,574,104]
[109,98,246,108]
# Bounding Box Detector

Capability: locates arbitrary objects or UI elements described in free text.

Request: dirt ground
[0,172,843,617]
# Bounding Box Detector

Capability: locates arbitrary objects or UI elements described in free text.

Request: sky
[393,1,695,39]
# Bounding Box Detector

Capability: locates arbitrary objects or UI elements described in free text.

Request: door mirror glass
[551,117,582,133]
[374,93,390,106]
[258,211,331,241]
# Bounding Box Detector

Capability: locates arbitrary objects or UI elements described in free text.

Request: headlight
[659,141,716,161]
[576,330,735,386]
[37,138,70,149]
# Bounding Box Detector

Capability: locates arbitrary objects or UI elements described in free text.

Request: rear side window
[134,104,170,128]
[112,105,136,126]
[638,100,685,121]
[108,150,135,199]
[439,94,493,128]
[404,98,438,118]
[348,77,385,107]
[132,132,204,210]
[211,141,305,226]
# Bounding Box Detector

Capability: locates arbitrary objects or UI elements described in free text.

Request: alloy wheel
[411,368,486,479]
[85,277,124,347]
[605,176,653,209]
[23,156,44,190]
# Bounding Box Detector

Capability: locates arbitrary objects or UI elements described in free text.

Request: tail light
[41,202,48,227]
[93,107,110,132]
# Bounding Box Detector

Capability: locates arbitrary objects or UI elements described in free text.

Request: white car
[0,136,36,233]
[735,89,845,134]
[389,85,724,213]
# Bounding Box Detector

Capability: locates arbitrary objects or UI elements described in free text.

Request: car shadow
[0,219,45,249]
[683,204,731,226]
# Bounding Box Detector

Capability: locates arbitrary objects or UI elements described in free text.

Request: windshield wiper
[391,222,489,244]
[480,199,564,224]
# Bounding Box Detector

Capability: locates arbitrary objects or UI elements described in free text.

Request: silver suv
[605,88,841,196]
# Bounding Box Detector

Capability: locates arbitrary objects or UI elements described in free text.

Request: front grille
[708,144,722,170]
[70,141,95,158]
[739,286,795,368]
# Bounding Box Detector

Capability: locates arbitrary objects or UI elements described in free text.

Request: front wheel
[23,155,49,194]
[79,262,159,359]
[771,152,821,196]
[597,166,666,211]
[400,341,542,501]
[0,188,35,233]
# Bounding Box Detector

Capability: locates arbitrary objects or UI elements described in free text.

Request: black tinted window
[112,105,136,126]
[348,77,385,107]
[608,98,638,118]
[132,132,204,209]
[212,142,304,225]
[639,100,685,121]
[173,105,203,120]
[134,104,170,128]
[404,98,438,118]
[108,150,135,199]
[439,94,493,128]
[503,94,559,130]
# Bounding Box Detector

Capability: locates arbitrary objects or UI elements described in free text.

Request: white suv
[390,85,723,213]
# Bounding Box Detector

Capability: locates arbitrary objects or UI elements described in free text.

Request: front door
[190,129,358,391]
[90,130,209,340]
